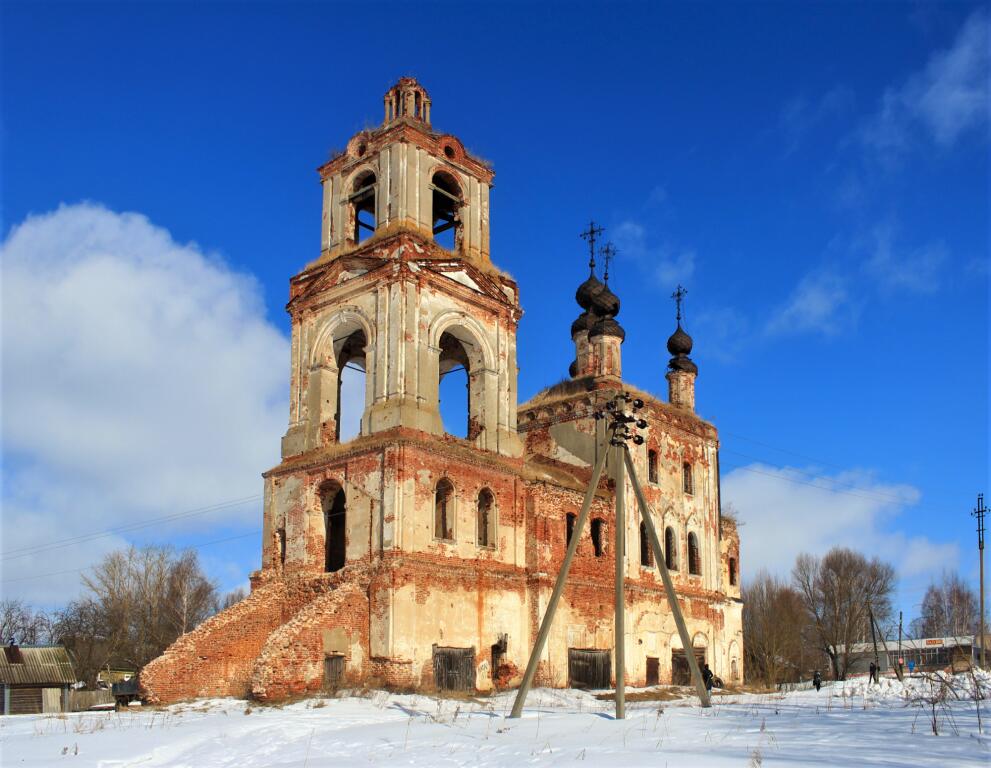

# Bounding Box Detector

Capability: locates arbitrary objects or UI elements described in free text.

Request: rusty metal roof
[0,645,77,686]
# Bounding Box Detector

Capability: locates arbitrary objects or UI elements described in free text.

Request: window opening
[322,486,346,572]
[682,462,694,495]
[335,330,367,442]
[688,532,701,575]
[431,171,462,251]
[591,518,605,557]
[277,527,286,566]
[648,449,658,484]
[349,171,376,244]
[566,512,576,546]
[477,488,495,548]
[438,331,471,438]
[435,479,454,540]
[729,557,737,586]
[639,522,652,566]
[664,526,678,571]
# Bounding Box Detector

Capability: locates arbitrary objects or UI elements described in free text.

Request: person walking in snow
[702,663,714,692]
[868,662,878,684]
[813,670,822,692]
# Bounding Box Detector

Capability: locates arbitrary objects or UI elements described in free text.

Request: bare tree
[910,571,979,639]
[792,547,895,680]
[743,570,812,685]
[51,545,218,686]
[220,587,247,610]
[0,599,51,645]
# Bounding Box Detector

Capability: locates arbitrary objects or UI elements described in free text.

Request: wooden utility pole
[973,493,986,668]
[898,611,903,678]
[868,603,880,681]
[509,391,711,720]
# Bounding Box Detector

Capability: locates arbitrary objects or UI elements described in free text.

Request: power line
[0,495,262,561]
[719,430,851,472]
[0,529,262,586]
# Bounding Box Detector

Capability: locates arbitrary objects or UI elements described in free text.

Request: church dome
[590,315,626,341]
[666,325,693,356]
[590,283,620,318]
[575,274,605,310]
[571,310,592,337]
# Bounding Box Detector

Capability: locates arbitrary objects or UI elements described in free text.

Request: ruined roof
[0,644,77,686]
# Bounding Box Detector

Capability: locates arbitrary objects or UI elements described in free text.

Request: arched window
[591,518,606,557]
[435,479,454,540]
[639,522,653,567]
[431,171,462,251]
[477,488,495,548]
[729,557,737,586]
[349,170,376,244]
[335,329,367,442]
[664,526,678,571]
[566,512,576,546]
[321,484,346,572]
[682,462,694,495]
[438,331,471,439]
[688,532,701,575]
[647,450,658,484]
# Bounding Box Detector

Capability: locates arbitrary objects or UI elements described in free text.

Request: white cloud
[861,223,948,294]
[614,220,696,288]
[764,269,857,337]
[861,10,989,157]
[722,462,957,586]
[1,203,290,604]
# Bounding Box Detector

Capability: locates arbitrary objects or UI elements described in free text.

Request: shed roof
[0,645,77,686]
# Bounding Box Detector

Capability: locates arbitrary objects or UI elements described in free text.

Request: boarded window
[477,488,495,548]
[435,479,454,540]
[648,449,658,484]
[688,532,701,575]
[568,648,611,689]
[665,526,678,571]
[591,518,606,557]
[729,557,737,586]
[433,647,475,692]
[682,462,694,495]
[323,654,345,690]
[639,522,653,566]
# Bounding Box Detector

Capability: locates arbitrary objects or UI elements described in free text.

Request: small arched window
[648,450,658,484]
[729,557,737,586]
[349,171,376,244]
[435,479,454,541]
[688,532,701,575]
[431,171,462,251]
[682,462,694,495]
[664,526,678,571]
[639,522,653,567]
[477,488,495,548]
[591,518,606,557]
[566,512,576,546]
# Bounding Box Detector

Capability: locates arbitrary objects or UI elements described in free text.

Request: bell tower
[280,78,522,460]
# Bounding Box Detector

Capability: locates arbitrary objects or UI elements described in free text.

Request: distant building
[0,643,76,714]
[837,636,983,675]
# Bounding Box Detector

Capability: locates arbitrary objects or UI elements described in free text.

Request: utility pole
[898,611,903,678]
[868,602,880,681]
[974,493,986,668]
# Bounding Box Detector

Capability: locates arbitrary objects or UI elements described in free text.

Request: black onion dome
[666,325,693,356]
[576,273,605,310]
[571,310,593,337]
[590,283,620,318]
[590,316,626,341]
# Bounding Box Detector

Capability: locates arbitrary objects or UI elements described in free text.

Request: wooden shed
[0,644,77,714]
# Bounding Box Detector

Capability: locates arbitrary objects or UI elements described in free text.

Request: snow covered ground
[3,673,989,767]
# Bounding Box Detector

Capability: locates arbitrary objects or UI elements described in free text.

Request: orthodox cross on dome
[579,220,605,272]
[600,242,617,286]
[672,284,687,326]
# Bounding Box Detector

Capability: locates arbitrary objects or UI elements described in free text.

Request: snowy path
[2,678,989,767]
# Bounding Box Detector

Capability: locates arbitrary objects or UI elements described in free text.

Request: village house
[141,78,743,702]
[0,642,76,714]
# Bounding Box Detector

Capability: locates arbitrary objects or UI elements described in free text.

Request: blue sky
[2,2,988,628]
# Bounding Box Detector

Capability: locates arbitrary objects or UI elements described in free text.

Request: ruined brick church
[142,78,743,702]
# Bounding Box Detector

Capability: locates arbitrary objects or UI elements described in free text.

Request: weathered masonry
[141,78,743,702]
